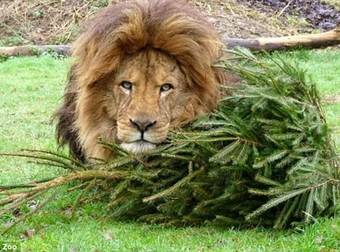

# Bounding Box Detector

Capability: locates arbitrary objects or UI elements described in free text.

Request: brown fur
[55,0,225,161]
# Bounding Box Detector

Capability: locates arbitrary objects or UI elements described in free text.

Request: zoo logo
[0,242,21,252]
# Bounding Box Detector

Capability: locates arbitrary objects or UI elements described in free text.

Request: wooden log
[0,26,339,57]
[0,44,71,57]
[222,25,340,50]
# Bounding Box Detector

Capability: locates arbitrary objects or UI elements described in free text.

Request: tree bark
[222,25,340,50]
[0,44,70,57]
[0,26,339,57]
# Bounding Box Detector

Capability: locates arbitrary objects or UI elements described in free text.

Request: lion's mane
[55,0,224,161]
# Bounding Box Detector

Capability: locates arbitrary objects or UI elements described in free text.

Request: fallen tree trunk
[0,26,339,57]
[222,25,340,50]
[0,44,71,57]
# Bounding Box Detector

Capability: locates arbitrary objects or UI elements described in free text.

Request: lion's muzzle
[117,114,169,154]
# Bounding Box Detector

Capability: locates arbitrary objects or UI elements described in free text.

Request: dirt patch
[0,0,114,46]
[191,0,309,38]
[237,0,340,31]
[0,0,312,46]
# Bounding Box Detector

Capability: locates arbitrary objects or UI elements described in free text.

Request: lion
[55,0,225,162]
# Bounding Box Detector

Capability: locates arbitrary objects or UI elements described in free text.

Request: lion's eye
[120,81,132,91]
[160,83,174,93]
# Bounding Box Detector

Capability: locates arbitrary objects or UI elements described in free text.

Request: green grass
[0,50,339,251]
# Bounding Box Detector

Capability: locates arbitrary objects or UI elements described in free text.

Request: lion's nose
[129,118,157,132]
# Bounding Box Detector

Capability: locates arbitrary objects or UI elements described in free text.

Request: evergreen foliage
[1,49,339,231]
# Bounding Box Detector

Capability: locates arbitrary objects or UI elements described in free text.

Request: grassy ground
[0,50,339,251]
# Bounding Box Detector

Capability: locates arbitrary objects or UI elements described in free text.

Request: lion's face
[55,0,224,162]
[105,49,197,154]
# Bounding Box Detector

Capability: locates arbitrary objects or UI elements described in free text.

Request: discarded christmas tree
[1,49,339,232]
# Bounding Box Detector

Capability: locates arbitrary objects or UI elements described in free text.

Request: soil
[191,0,308,38]
[0,0,338,46]
[0,0,307,46]
[238,0,340,30]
